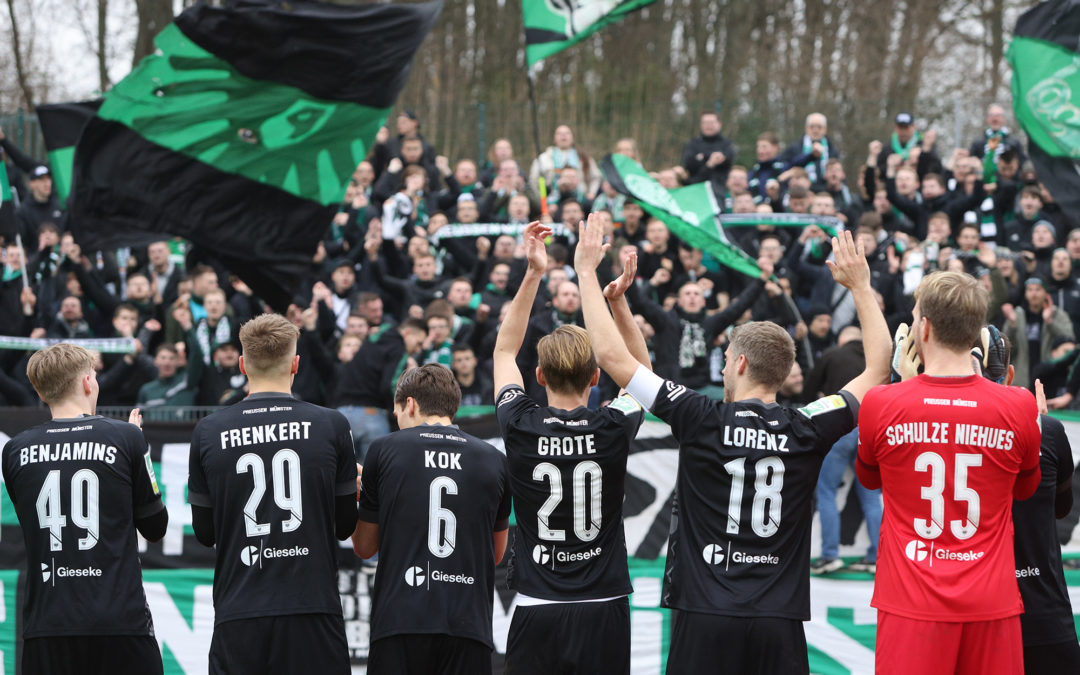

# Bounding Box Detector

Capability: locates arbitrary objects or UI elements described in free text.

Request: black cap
[31,165,50,179]
[1051,336,1076,351]
[331,258,354,272]
[400,109,418,121]
[894,112,913,126]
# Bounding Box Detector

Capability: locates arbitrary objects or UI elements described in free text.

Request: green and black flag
[1007,0,1080,223]
[71,0,441,311]
[36,100,102,204]
[523,0,654,67]
[601,153,762,279]
[0,162,14,244]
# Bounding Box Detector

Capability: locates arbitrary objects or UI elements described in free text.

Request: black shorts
[209,613,349,675]
[368,634,492,675]
[1023,639,1080,674]
[22,634,163,675]
[506,597,630,675]
[666,610,809,675]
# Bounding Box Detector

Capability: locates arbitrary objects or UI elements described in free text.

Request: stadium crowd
[0,104,1079,454]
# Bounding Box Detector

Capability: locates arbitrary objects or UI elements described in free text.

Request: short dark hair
[923,173,945,189]
[857,211,883,231]
[399,317,428,335]
[356,292,381,307]
[757,131,779,146]
[1020,185,1043,201]
[394,364,460,418]
[113,303,138,319]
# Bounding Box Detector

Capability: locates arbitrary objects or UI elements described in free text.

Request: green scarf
[891,131,921,160]
[801,135,829,183]
[2,267,21,283]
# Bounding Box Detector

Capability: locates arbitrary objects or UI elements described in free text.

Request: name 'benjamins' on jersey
[17,441,118,465]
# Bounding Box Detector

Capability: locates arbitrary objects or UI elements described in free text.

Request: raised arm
[603,249,651,371]
[493,221,551,392]
[577,213,639,387]
[827,230,891,402]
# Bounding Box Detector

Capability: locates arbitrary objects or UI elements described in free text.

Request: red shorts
[875,611,1023,675]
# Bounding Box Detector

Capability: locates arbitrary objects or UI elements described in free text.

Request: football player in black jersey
[968,332,1080,672]
[353,363,511,673]
[188,314,357,674]
[576,214,891,675]
[493,221,652,674]
[2,343,167,674]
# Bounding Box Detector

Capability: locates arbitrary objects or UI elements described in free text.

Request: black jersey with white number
[496,385,644,600]
[187,393,356,624]
[1012,414,1077,646]
[1,415,164,638]
[650,381,856,619]
[358,424,510,648]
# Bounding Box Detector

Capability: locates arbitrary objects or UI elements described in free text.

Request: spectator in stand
[371,109,439,179]
[420,304,455,367]
[479,137,522,187]
[780,113,840,190]
[529,125,601,200]
[811,323,882,575]
[334,318,427,460]
[749,132,785,204]
[435,157,490,220]
[877,113,942,180]
[373,136,441,203]
[822,159,863,225]
[15,166,63,247]
[1003,278,1076,390]
[969,103,1025,163]
[1047,248,1080,338]
[137,344,195,410]
[681,111,736,193]
[452,343,493,407]
[47,295,93,339]
[775,361,807,406]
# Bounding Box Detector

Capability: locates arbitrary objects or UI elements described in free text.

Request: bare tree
[133,0,173,66]
[5,0,34,109]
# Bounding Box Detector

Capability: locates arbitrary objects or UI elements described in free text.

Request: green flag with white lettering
[523,0,654,67]
[1007,0,1080,222]
[601,153,762,279]
[71,0,441,311]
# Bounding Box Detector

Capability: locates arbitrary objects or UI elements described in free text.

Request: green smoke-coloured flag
[601,153,761,279]
[36,100,102,203]
[71,0,441,311]
[523,0,654,67]
[1007,0,1080,222]
[0,162,14,243]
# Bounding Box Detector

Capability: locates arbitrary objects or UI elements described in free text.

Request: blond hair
[729,322,795,390]
[537,325,597,395]
[27,343,96,404]
[239,314,299,378]
[914,271,987,351]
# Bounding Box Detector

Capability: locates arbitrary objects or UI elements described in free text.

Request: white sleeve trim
[625,364,665,411]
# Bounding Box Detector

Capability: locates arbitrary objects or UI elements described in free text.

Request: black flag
[71,0,442,311]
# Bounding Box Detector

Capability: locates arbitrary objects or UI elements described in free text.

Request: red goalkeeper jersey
[857,374,1041,621]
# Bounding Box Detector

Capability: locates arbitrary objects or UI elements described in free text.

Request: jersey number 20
[236,450,303,537]
[533,461,602,542]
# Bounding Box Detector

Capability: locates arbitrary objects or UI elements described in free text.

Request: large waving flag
[1007,0,1080,222]
[0,164,14,244]
[71,0,441,311]
[601,153,762,279]
[523,0,654,67]
[36,100,102,204]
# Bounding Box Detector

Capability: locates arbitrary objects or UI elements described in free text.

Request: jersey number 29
[236,450,303,537]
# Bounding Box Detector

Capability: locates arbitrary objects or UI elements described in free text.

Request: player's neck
[246,377,294,396]
[919,343,976,377]
[49,399,93,420]
[546,389,590,411]
[733,386,776,405]
[407,415,454,427]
